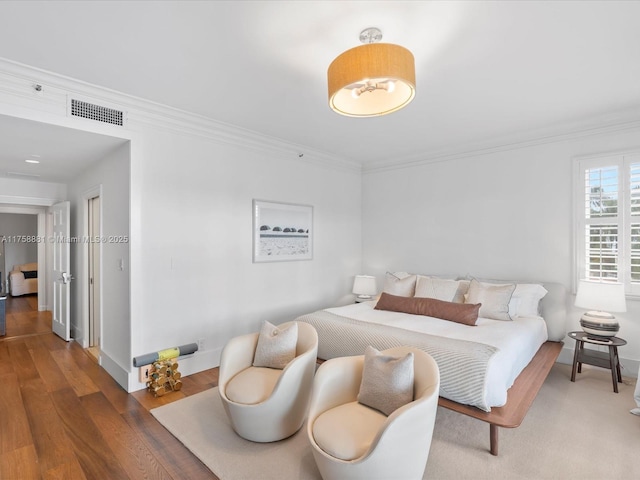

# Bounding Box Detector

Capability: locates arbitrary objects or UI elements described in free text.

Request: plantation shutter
[583,165,620,281]
[578,152,640,295]
[629,160,640,285]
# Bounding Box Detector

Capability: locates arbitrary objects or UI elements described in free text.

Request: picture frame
[253,200,313,263]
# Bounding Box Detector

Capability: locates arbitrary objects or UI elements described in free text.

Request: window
[575,152,640,295]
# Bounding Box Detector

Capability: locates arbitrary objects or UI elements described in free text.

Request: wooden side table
[569,331,626,393]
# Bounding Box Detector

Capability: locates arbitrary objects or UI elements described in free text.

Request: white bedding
[324,301,548,408]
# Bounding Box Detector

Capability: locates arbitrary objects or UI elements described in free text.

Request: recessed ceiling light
[25,159,40,164]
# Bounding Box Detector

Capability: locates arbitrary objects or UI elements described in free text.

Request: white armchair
[307,346,440,480]
[218,321,318,442]
[9,262,38,296]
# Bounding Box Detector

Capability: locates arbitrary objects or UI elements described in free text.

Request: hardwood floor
[4,294,51,338]
[0,331,220,479]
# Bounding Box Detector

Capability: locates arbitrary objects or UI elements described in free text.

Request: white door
[52,201,71,341]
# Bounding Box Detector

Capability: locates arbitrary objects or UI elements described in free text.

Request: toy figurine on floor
[632,364,640,416]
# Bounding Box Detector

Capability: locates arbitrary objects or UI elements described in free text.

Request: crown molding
[363,113,640,174]
[0,195,58,207]
[129,105,361,173]
[2,57,638,177]
[0,57,361,174]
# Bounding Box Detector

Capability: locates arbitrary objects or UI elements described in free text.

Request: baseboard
[98,348,129,391]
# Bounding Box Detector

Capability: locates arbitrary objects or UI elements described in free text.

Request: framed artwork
[253,200,313,262]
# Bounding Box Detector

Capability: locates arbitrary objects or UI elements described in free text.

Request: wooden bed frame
[438,340,563,456]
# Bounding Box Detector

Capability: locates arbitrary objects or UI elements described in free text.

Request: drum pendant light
[328,27,416,117]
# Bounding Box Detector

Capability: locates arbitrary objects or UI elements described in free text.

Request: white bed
[296,277,567,413]
[323,301,548,409]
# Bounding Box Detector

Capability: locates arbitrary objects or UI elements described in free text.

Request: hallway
[2,294,51,338]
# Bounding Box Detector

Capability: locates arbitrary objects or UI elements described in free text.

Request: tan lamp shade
[328,43,416,117]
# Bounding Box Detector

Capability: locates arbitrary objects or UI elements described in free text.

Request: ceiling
[0,115,128,183]
[0,1,639,182]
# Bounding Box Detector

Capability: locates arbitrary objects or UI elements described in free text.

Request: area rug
[151,365,639,480]
[150,387,321,480]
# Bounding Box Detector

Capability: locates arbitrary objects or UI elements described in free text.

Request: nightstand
[569,331,626,393]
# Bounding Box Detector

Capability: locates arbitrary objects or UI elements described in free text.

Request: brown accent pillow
[374,292,480,326]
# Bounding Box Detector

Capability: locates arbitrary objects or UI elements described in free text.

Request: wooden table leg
[577,341,584,373]
[490,424,498,456]
[609,346,619,393]
[614,346,623,382]
[571,340,580,382]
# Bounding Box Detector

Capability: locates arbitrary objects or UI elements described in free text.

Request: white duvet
[324,301,548,408]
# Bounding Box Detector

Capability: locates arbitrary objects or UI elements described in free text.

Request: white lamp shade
[352,275,377,297]
[574,280,626,313]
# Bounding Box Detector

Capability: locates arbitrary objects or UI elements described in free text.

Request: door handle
[61,272,75,284]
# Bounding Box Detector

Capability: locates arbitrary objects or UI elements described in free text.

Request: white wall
[0,212,37,291]
[362,127,640,377]
[67,142,131,388]
[130,127,361,390]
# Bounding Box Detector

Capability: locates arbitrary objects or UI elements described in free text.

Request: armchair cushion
[225,366,282,405]
[252,321,298,369]
[18,262,38,272]
[9,262,38,296]
[312,401,386,461]
[357,346,414,416]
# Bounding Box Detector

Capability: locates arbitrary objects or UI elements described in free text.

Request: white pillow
[414,275,460,302]
[383,272,417,297]
[465,279,515,321]
[464,277,548,318]
[511,283,548,317]
[357,346,414,416]
[252,321,298,369]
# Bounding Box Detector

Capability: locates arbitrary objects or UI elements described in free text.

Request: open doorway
[0,114,129,351]
[0,211,49,338]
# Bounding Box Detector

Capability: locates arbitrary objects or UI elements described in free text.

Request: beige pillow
[375,292,480,326]
[452,280,470,303]
[252,321,298,369]
[383,272,417,297]
[414,275,460,302]
[357,346,414,416]
[465,279,515,321]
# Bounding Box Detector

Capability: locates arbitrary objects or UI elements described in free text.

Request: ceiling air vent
[69,98,125,126]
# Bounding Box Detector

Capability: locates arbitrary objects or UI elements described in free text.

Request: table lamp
[352,275,377,300]
[574,280,626,340]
